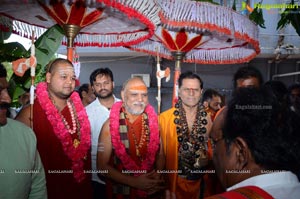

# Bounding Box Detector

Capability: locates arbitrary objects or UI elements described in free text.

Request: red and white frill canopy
[127,0,260,64]
[0,0,161,47]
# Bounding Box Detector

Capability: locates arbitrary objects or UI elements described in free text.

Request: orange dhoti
[159,108,223,199]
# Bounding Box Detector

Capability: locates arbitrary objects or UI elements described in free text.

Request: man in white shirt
[85,68,120,199]
[207,87,300,199]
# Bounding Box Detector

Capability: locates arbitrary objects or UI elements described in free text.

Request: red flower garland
[36,82,91,182]
[110,101,160,172]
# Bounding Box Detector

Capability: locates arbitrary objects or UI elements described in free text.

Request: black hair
[201,88,222,103]
[0,63,7,78]
[264,80,289,108]
[46,58,73,73]
[178,71,203,89]
[77,83,89,100]
[288,83,300,94]
[287,83,300,117]
[89,68,113,86]
[224,87,300,172]
[233,66,263,88]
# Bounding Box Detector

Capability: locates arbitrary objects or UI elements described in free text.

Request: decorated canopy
[128,0,260,65]
[126,0,260,106]
[0,0,161,48]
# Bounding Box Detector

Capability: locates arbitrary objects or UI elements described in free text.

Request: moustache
[0,103,10,110]
[133,102,145,106]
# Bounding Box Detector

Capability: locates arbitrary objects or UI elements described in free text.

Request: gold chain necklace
[124,109,149,159]
[49,94,81,147]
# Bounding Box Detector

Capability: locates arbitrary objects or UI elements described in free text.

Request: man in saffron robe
[97,77,165,199]
[159,71,216,199]
[206,87,300,199]
[16,58,93,199]
[201,89,223,121]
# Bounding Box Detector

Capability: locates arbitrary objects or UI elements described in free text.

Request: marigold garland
[36,82,91,182]
[109,101,160,172]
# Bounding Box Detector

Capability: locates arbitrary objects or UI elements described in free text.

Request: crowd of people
[1,59,300,199]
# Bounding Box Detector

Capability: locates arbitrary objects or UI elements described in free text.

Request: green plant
[0,24,64,106]
[249,2,266,29]
[277,0,300,36]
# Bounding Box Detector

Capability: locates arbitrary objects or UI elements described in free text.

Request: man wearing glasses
[208,87,300,199]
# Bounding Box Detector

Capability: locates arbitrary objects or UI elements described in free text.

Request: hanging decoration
[11,31,36,127]
[0,0,161,61]
[127,0,260,106]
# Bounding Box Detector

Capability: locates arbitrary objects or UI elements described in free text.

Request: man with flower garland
[16,58,93,199]
[159,71,219,199]
[97,77,165,199]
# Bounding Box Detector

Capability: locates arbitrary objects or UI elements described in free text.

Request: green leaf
[277,10,291,30]
[0,30,12,43]
[249,3,266,29]
[0,16,13,41]
[290,10,300,36]
[8,70,31,105]
[232,0,236,11]
[0,42,30,62]
[8,24,64,105]
[277,1,300,37]
[34,24,64,68]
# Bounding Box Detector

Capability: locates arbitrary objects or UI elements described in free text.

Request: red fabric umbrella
[39,0,104,61]
[127,0,260,106]
[0,0,161,61]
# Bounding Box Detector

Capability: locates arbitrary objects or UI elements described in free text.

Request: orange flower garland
[110,101,160,172]
[36,82,91,182]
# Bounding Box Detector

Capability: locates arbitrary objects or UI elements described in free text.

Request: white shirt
[227,171,300,199]
[85,96,120,184]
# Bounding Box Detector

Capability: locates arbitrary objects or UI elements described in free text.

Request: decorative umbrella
[0,0,161,61]
[127,0,260,106]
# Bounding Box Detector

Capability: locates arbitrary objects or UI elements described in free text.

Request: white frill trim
[128,37,257,64]
[0,0,161,47]
[128,0,260,64]
[158,0,234,33]
[157,0,259,52]
[186,47,257,64]
[117,0,161,25]
[13,20,47,39]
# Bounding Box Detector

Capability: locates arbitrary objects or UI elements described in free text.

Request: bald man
[97,77,165,199]
[16,58,92,199]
